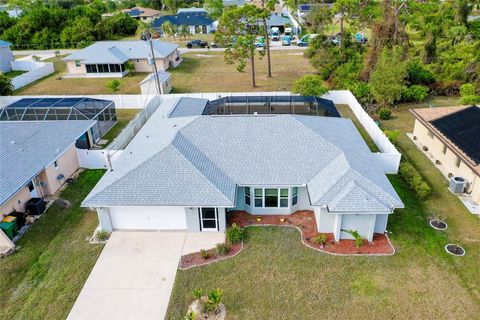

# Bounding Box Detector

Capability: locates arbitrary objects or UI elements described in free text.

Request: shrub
[107,79,121,92]
[226,223,244,244]
[407,61,436,85]
[460,83,480,105]
[378,107,392,120]
[429,80,461,96]
[184,311,197,320]
[192,288,203,299]
[200,249,209,260]
[291,74,329,96]
[215,242,230,256]
[203,288,223,313]
[96,231,109,242]
[402,85,429,102]
[313,233,327,245]
[344,230,363,247]
[384,130,400,143]
[399,161,432,200]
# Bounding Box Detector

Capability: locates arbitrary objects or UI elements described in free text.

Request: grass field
[171,51,315,93]
[167,97,480,319]
[0,170,105,320]
[3,70,27,78]
[14,51,314,95]
[15,56,149,95]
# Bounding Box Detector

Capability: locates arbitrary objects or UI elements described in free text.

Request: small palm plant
[203,288,223,313]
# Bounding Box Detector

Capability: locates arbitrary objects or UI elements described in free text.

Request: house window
[136,59,140,62]
[427,130,434,139]
[75,60,81,67]
[455,157,461,168]
[442,144,447,154]
[292,187,298,206]
[245,187,251,206]
[280,188,289,207]
[265,189,278,207]
[53,160,59,170]
[254,188,263,207]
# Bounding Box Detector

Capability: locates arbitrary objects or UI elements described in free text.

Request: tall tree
[204,0,224,20]
[259,0,275,77]
[216,5,265,87]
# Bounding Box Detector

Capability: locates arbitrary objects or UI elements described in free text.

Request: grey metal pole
[148,38,162,95]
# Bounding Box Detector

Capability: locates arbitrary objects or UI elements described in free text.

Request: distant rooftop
[121,6,161,17]
[152,11,214,28]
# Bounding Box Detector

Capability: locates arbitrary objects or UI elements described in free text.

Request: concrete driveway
[68,231,223,320]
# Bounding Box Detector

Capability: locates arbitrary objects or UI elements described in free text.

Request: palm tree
[180,25,190,40]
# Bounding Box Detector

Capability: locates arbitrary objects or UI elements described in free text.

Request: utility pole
[144,31,162,95]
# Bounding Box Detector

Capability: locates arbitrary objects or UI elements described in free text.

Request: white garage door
[340,214,374,240]
[109,207,187,230]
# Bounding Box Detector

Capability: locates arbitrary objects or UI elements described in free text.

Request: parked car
[284,27,293,37]
[355,32,368,44]
[297,34,317,46]
[271,27,280,41]
[186,39,208,48]
[282,35,292,46]
[255,36,265,48]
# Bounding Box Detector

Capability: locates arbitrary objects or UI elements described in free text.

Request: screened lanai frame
[0,97,117,142]
[203,96,341,117]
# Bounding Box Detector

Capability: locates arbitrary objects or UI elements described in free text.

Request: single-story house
[152,12,216,34]
[83,97,403,241]
[411,106,480,205]
[139,71,172,95]
[0,120,96,216]
[121,6,162,23]
[0,40,13,72]
[265,13,297,34]
[63,41,181,78]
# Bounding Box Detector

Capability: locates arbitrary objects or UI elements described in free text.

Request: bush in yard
[226,223,244,244]
[184,311,197,320]
[378,107,392,120]
[291,74,329,97]
[203,288,223,313]
[344,230,363,247]
[192,288,203,299]
[313,233,327,246]
[96,230,109,242]
[216,242,230,256]
[200,249,209,259]
[460,83,480,105]
[384,130,400,143]
[0,74,14,95]
[407,61,436,86]
[401,85,429,102]
[107,79,121,92]
[399,161,432,200]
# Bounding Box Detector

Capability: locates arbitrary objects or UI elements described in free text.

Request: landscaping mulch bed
[180,243,242,269]
[429,219,448,230]
[445,244,465,256]
[228,211,395,255]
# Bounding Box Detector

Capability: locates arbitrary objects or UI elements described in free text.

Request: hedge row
[399,161,432,200]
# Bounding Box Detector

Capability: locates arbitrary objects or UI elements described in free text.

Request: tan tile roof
[410,106,480,176]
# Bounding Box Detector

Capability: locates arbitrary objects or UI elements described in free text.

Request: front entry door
[199,208,218,232]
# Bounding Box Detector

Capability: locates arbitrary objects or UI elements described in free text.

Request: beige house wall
[40,145,80,195]
[132,58,168,72]
[0,187,31,217]
[413,120,480,203]
[66,60,86,74]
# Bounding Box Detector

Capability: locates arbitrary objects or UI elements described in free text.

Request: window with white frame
[292,187,298,206]
[280,188,289,207]
[254,188,263,207]
[75,60,81,67]
[245,187,251,206]
[265,188,278,207]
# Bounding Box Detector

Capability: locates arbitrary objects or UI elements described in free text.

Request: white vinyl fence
[77,149,123,170]
[3,90,401,173]
[10,61,54,90]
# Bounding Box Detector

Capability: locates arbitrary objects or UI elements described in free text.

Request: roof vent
[10,140,15,144]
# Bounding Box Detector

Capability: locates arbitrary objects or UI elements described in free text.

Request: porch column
[333,214,342,242]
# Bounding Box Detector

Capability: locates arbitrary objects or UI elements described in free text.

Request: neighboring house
[265,13,297,34]
[152,12,216,34]
[0,120,95,216]
[83,97,403,242]
[139,71,172,95]
[121,6,162,23]
[0,40,13,72]
[223,0,245,6]
[63,41,181,78]
[411,106,480,205]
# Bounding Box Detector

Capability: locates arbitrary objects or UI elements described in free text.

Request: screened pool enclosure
[203,96,340,117]
[0,97,117,142]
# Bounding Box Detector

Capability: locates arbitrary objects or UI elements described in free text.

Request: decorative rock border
[445,244,465,256]
[429,219,448,231]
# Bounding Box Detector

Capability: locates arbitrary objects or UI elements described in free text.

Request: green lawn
[0,170,105,320]
[102,109,140,145]
[3,70,27,78]
[167,97,480,318]
[167,178,480,319]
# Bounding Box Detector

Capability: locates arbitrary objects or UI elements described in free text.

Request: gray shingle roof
[83,105,403,212]
[168,97,209,118]
[64,41,179,63]
[0,120,95,205]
